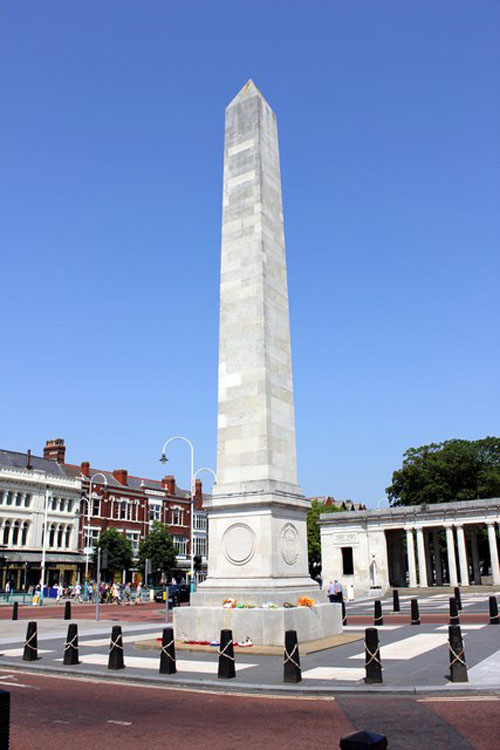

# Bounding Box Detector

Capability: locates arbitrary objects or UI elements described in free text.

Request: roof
[0,449,72,479]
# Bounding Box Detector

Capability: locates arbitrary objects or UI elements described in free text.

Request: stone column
[416,528,428,587]
[456,525,470,586]
[424,531,433,586]
[470,527,481,584]
[433,529,443,585]
[445,526,458,587]
[406,528,417,588]
[487,522,500,585]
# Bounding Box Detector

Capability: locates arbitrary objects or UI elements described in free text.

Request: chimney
[81,462,90,478]
[113,469,128,486]
[162,475,176,495]
[44,439,66,464]
[26,450,32,470]
[195,479,202,499]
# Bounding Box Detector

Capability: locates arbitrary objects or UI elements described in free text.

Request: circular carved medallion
[281,523,299,566]
[222,523,256,566]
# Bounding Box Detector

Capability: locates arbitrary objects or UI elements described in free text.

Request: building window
[59,499,65,512]
[65,526,71,547]
[194,537,206,557]
[173,535,188,556]
[126,532,140,555]
[3,522,10,545]
[57,525,64,547]
[51,498,58,511]
[0,492,3,504]
[6,492,12,506]
[149,504,161,522]
[24,494,31,508]
[15,493,22,507]
[67,500,73,513]
[21,522,29,546]
[92,498,100,516]
[194,513,207,531]
[49,524,56,547]
[172,508,183,526]
[341,547,354,576]
[12,521,20,545]
[120,501,127,520]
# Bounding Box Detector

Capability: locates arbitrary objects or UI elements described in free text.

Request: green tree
[307,499,342,576]
[138,521,177,584]
[93,527,134,576]
[387,437,500,507]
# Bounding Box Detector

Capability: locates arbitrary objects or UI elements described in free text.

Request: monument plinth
[174,81,341,644]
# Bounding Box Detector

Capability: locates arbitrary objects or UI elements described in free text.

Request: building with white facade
[320,497,500,596]
[0,449,82,589]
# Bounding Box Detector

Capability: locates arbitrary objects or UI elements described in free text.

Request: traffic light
[193,555,202,572]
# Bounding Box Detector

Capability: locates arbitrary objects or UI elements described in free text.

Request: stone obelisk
[196,80,318,603]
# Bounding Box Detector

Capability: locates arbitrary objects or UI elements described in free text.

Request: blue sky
[1,2,499,505]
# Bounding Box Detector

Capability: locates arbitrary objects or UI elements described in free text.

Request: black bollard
[108,625,125,670]
[159,627,177,674]
[0,689,10,750]
[12,602,18,621]
[64,601,71,621]
[410,598,420,625]
[449,597,460,625]
[364,628,382,684]
[340,729,388,750]
[454,586,462,611]
[392,589,400,612]
[283,629,301,683]
[218,629,236,679]
[448,625,468,682]
[342,600,347,626]
[23,621,38,662]
[374,600,383,626]
[489,596,499,625]
[63,623,80,666]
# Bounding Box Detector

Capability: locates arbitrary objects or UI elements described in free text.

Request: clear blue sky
[1,2,499,505]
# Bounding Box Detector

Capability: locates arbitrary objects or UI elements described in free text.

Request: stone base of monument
[173,602,342,648]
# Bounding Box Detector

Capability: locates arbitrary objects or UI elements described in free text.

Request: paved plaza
[0,591,498,694]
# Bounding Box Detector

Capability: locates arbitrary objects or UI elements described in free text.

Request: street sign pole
[96,547,101,622]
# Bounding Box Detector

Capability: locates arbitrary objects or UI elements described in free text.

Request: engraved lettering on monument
[333,533,359,544]
[281,523,299,566]
[222,523,256,566]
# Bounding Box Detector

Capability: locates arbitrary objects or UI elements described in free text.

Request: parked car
[153,584,190,606]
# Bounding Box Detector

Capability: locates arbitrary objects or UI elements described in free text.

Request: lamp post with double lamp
[159,437,195,592]
[192,467,217,587]
[82,472,108,600]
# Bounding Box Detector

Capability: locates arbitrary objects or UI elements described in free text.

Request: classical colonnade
[320,498,500,595]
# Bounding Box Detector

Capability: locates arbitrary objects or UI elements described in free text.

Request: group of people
[327,579,343,603]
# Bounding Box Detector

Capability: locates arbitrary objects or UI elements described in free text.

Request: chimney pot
[81,462,90,478]
[162,475,176,495]
[43,438,66,464]
[113,469,128,486]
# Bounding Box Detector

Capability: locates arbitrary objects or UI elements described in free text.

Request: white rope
[284,642,300,671]
[219,639,235,662]
[64,634,78,651]
[24,631,37,652]
[449,643,466,667]
[365,644,382,668]
[161,640,176,662]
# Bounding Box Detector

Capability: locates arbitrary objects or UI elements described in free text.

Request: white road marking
[419,696,500,702]
[80,634,160,647]
[344,625,403,631]
[435,624,486,631]
[0,681,36,688]
[58,653,258,673]
[107,720,132,726]
[302,667,365,681]
[349,633,448,660]
[467,649,500,685]
[0,648,53,657]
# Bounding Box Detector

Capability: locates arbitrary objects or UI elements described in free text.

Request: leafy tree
[307,499,342,576]
[93,527,134,576]
[387,437,500,507]
[138,522,177,584]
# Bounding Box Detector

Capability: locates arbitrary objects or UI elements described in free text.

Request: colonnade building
[320,497,500,596]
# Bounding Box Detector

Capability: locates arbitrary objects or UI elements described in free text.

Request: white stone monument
[174,81,341,645]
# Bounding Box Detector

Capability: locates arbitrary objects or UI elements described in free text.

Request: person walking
[333,579,343,603]
[135,581,143,605]
[327,580,336,603]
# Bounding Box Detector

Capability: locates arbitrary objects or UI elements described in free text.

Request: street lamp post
[82,472,108,598]
[159,437,195,592]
